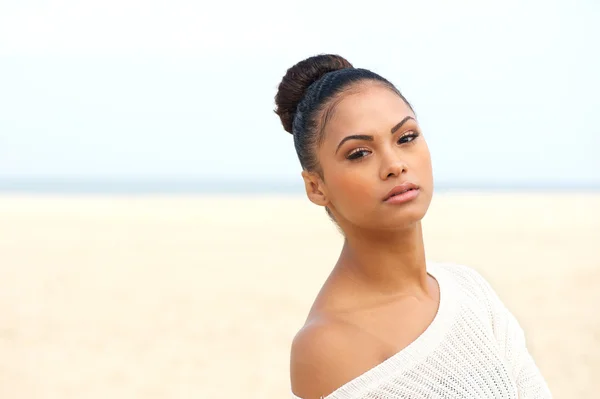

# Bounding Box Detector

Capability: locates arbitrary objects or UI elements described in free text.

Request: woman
[273,54,552,399]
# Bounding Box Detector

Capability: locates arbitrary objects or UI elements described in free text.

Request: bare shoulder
[290,314,380,399]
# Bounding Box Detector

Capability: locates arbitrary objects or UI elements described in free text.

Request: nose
[379,152,408,180]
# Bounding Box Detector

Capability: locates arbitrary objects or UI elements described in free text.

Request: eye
[347,147,371,160]
[398,131,420,144]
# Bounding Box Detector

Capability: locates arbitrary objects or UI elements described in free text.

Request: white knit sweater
[291,262,552,399]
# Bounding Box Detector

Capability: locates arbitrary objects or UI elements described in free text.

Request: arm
[468,268,553,398]
[502,311,553,398]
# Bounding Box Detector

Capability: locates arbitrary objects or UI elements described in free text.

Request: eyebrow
[390,116,415,134]
[335,116,416,154]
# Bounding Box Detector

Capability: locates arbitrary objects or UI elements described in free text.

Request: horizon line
[0,177,598,194]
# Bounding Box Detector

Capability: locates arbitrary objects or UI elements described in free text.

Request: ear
[301,170,329,207]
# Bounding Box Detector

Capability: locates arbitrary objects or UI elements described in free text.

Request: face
[303,82,434,231]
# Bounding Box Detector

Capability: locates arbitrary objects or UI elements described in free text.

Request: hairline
[315,80,406,149]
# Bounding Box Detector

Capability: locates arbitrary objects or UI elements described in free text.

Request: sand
[0,192,598,398]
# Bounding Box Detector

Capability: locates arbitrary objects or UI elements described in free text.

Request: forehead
[324,83,414,141]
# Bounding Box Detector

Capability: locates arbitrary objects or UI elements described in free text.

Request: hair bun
[274,54,353,134]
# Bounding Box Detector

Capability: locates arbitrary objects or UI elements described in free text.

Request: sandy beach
[0,192,598,398]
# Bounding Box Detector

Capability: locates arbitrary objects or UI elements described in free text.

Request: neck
[335,221,429,295]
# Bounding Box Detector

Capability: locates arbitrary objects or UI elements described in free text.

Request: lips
[384,182,419,201]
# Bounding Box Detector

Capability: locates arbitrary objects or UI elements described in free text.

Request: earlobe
[301,170,329,207]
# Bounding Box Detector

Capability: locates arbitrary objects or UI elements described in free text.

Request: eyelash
[346,131,420,161]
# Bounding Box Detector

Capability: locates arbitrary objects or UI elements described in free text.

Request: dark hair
[274,54,412,173]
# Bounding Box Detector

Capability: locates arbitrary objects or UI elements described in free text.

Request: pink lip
[383,183,420,204]
[384,188,419,204]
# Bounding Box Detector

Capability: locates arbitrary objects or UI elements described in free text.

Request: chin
[348,205,427,231]
[338,193,432,230]
[380,200,430,229]
[385,211,426,229]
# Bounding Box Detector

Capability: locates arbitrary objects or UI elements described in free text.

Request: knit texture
[291,262,552,399]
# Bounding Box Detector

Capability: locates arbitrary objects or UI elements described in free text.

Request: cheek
[414,144,433,181]
[327,167,374,205]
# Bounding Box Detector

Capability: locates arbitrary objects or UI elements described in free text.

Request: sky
[0,0,599,187]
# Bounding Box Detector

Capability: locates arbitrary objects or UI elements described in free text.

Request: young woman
[274,54,552,399]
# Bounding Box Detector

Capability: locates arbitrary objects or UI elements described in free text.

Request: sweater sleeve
[466,267,553,398]
[507,317,553,398]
